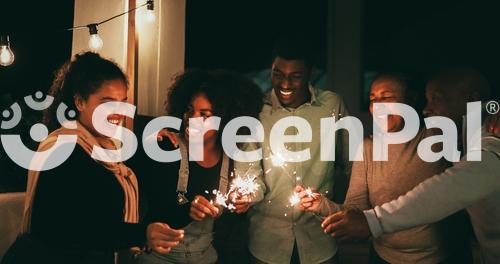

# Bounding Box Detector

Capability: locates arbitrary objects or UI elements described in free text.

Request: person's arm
[343,158,371,210]
[364,146,500,238]
[301,159,370,217]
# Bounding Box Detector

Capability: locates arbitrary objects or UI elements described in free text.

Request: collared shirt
[236,86,351,264]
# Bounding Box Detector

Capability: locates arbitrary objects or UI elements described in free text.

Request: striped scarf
[21,121,139,233]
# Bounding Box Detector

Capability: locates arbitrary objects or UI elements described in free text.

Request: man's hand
[190,195,220,221]
[321,209,371,241]
[295,185,322,213]
[146,222,184,254]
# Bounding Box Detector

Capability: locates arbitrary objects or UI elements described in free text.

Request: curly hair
[166,69,263,141]
[43,52,128,132]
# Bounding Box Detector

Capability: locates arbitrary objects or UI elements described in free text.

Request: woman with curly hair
[1,52,179,264]
[134,69,263,264]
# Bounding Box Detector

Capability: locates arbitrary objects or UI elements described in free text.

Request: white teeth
[108,119,121,125]
[280,90,292,96]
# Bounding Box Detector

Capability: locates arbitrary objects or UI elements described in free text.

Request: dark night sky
[0,0,498,103]
[184,0,328,71]
[0,1,74,100]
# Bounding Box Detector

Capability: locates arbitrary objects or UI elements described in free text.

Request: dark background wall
[1,0,497,101]
[364,0,499,94]
[0,1,74,100]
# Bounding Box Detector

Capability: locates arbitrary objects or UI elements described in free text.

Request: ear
[74,95,85,112]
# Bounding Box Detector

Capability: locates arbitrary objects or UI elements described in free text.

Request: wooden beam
[125,0,137,131]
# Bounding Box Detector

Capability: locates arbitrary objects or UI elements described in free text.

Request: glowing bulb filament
[0,35,15,67]
[89,34,103,52]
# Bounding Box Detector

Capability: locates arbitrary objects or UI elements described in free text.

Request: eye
[290,75,304,83]
[382,96,396,101]
[272,72,285,80]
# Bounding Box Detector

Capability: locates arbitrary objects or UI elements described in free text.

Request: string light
[87,24,103,52]
[0,35,15,67]
[145,0,156,23]
[66,0,155,52]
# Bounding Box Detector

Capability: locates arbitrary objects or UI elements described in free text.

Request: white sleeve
[366,148,500,237]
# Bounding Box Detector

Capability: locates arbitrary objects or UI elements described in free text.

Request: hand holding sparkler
[231,193,252,214]
[294,185,322,213]
[295,186,341,217]
[190,195,220,221]
[228,175,260,213]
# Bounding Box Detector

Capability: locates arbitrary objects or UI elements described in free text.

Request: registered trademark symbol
[486,100,499,115]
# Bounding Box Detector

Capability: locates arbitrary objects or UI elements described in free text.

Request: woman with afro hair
[134,69,263,264]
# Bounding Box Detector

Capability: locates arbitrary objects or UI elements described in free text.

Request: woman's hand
[231,194,252,214]
[190,195,220,221]
[146,222,184,254]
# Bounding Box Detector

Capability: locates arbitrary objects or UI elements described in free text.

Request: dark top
[132,140,221,229]
[28,144,146,262]
[130,138,251,263]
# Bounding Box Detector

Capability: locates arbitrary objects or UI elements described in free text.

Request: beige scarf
[21,121,139,234]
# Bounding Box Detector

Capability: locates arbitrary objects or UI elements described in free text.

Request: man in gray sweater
[321,68,500,263]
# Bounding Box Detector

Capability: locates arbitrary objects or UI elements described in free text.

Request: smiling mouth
[107,116,124,125]
[280,89,293,96]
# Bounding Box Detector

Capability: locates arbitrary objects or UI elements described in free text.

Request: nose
[280,79,290,89]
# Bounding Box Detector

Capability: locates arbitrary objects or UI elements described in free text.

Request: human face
[75,79,128,137]
[423,81,467,126]
[184,93,218,145]
[271,57,311,108]
[369,78,406,132]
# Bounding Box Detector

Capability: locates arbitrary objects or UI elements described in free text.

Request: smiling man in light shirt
[234,35,351,264]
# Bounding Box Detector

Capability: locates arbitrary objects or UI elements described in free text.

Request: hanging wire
[65,0,152,32]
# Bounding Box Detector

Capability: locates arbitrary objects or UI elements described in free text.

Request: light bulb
[88,34,103,52]
[145,9,156,22]
[0,35,15,67]
[145,0,155,23]
[87,24,103,52]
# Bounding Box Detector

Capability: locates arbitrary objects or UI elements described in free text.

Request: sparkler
[205,174,260,211]
[289,187,319,207]
[289,192,301,206]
